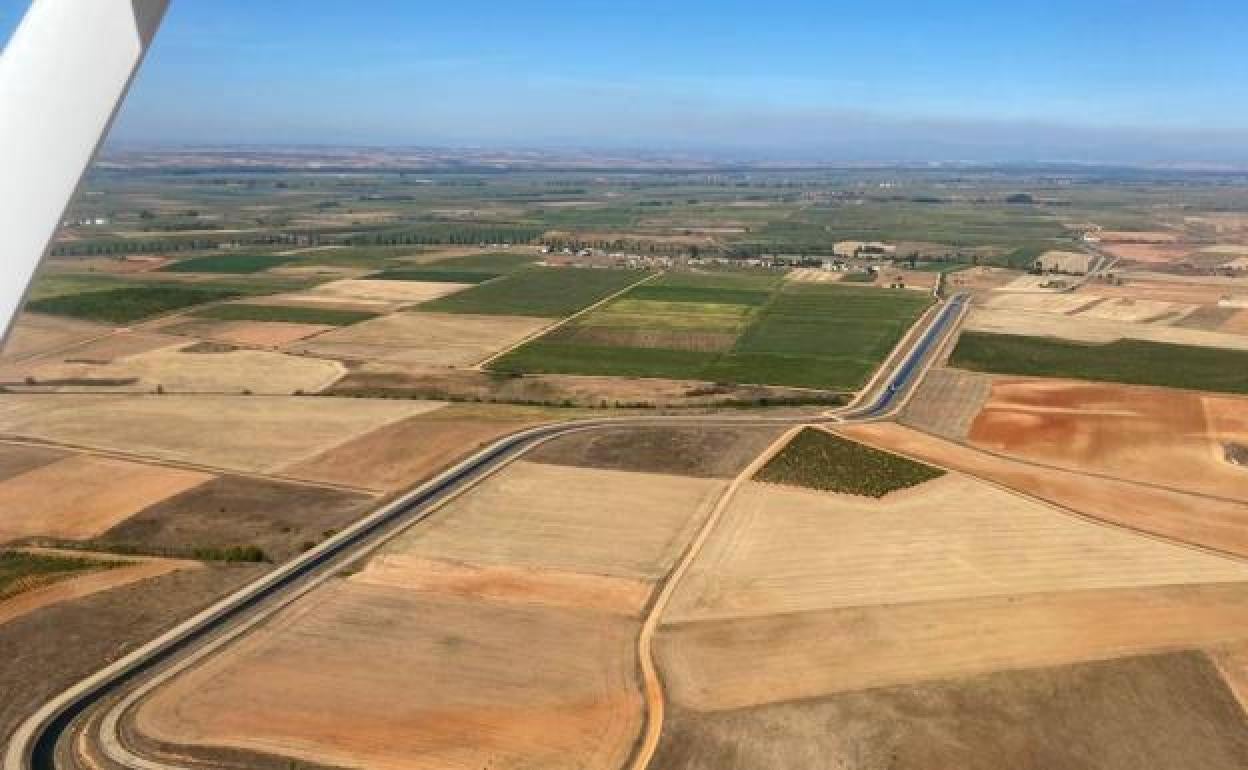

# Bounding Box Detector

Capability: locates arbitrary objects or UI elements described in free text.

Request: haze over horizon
[4,0,1248,165]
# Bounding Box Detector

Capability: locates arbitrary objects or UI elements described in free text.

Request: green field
[949,332,1248,395]
[0,550,126,601]
[755,428,944,497]
[490,275,932,390]
[160,253,296,274]
[27,286,241,324]
[192,303,377,326]
[420,267,647,317]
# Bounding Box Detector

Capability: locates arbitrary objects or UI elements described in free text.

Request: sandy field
[284,408,541,491]
[944,266,1019,293]
[785,268,844,283]
[983,292,1104,315]
[0,444,68,482]
[968,378,1248,501]
[0,314,111,361]
[386,460,724,581]
[650,652,1248,770]
[0,550,198,626]
[293,311,550,366]
[1085,274,1248,304]
[352,555,651,616]
[964,306,1248,350]
[18,344,346,395]
[900,368,993,439]
[136,582,643,770]
[996,274,1075,293]
[840,422,1248,558]
[278,279,470,312]
[667,475,1248,624]
[659,582,1248,712]
[1224,309,1248,334]
[160,319,334,347]
[0,454,210,543]
[0,394,442,474]
[1076,296,1190,322]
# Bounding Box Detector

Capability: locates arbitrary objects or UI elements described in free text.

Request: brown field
[879,268,939,291]
[16,344,346,395]
[0,550,197,626]
[135,581,643,770]
[160,319,334,347]
[95,476,373,562]
[1076,296,1189,322]
[968,378,1248,501]
[0,394,443,474]
[284,406,543,491]
[292,311,550,366]
[1222,308,1248,334]
[0,564,264,744]
[387,460,724,581]
[0,455,211,543]
[944,266,1019,293]
[839,422,1248,557]
[1082,275,1247,305]
[899,368,992,439]
[0,314,111,360]
[1101,242,1194,263]
[666,476,1248,624]
[528,425,785,479]
[650,652,1248,770]
[352,555,651,616]
[0,443,67,482]
[40,330,184,364]
[658,582,1248,712]
[983,292,1104,315]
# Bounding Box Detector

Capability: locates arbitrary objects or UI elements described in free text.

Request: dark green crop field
[755,427,944,497]
[27,286,241,324]
[160,253,296,274]
[192,303,378,326]
[490,275,932,390]
[0,550,126,601]
[949,332,1248,395]
[420,267,647,317]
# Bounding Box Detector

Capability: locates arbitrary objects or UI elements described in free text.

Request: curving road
[5,292,968,770]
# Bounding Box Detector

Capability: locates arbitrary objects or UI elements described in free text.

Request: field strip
[0,436,383,497]
[471,269,661,369]
[626,424,801,770]
[832,425,1248,564]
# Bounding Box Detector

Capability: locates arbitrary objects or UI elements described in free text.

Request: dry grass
[292,311,550,366]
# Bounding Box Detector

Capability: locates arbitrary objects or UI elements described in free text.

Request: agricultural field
[159,253,296,274]
[25,286,240,324]
[755,427,943,496]
[950,331,1248,394]
[190,303,377,326]
[420,266,646,317]
[0,550,125,602]
[492,273,932,390]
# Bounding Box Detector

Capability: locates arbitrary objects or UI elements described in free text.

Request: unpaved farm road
[5,294,967,770]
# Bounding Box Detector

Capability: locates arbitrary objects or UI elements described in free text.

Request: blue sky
[4,0,1248,162]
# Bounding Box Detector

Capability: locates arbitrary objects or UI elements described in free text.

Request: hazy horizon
[4,0,1248,165]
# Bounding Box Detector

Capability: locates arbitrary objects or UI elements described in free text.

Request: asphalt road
[5,292,967,770]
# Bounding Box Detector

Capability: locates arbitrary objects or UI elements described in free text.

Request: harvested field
[840,422,1248,558]
[388,461,724,581]
[1101,242,1193,263]
[18,344,346,395]
[650,652,1248,770]
[527,425,783,479]
[162,319,335,347]
[293,311,549,366]
[667,475,1248,624]
[94,476,373,562]
[944,266,1019,293]
[1224,308,1248,335]
[135,582,643,770]
[284,407,543,491]
[964,306,1248,350]
[785,268,844,283]
[659,583,1248,712]
[968,379,1248,500]
[292,278,471,305]
[352,555,651,616]
[983,292,1104,315]
[1174,305,1240,331]
[1076,296,1188,322]
[0,444,68,482]
[0,550,196,626]
[0,394,442,474]
[0,314,111,360]
[0,564,264,744]
[899,368,993,439]
[0,455,211,543]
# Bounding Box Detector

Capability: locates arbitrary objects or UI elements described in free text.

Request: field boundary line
[625,424,802,770]
[471,269,662,370]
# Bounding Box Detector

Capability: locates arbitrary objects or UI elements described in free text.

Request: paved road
[5,292,967,770]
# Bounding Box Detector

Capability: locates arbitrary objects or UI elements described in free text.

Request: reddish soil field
[1101,242,1193,263]
[839,422,1248,558]
[968,378,1248,501]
